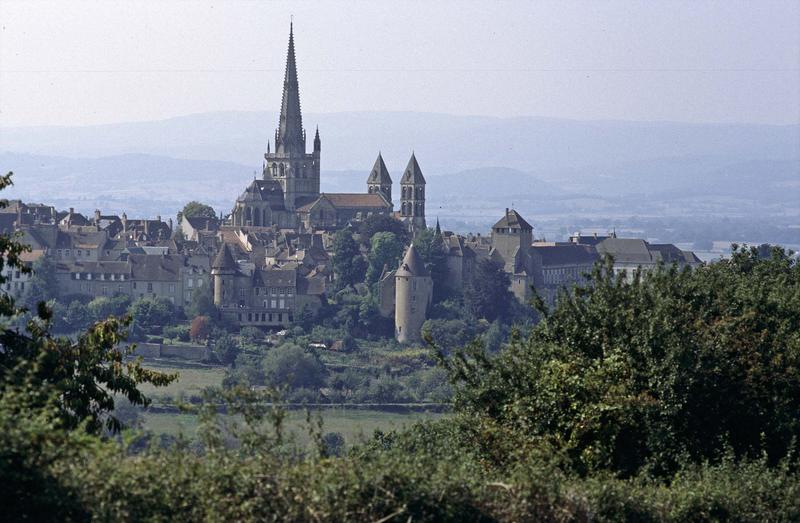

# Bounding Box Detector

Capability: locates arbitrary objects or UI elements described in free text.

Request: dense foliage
[441,249,800,477]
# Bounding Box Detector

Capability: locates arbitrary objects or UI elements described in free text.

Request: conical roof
[400,153,426,185]
[276,23,305,155]
[367,153,392,184]
[395,243,429,277]
[212,243,237,271]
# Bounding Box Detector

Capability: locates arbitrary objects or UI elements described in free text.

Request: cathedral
[228,24,426,235]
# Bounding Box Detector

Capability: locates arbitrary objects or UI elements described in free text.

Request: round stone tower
[211,243,236,308]
[395,244,433,344]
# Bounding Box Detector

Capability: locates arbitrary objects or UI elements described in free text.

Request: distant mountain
[2,111,797,175]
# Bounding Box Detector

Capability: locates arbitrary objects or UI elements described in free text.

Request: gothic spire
[276,23,305,155]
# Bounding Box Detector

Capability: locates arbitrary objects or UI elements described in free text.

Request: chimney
[69,207,74,215]
[156,214,161,222]
[121,212,128,233]
[168,218,173,231]
[94,209,101,223]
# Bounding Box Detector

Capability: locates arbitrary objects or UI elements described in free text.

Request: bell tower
[366,152,393,205]
[400,153,426,236]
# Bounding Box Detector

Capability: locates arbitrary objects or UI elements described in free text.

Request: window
[197,279,203,287]
[278,313,283,322]
[169,284,176,293]
[279,299,285,309]
[271,299,277,308]
[147,282,153,292]
[187,278,193,288]
[239,289,246,298]
[268,313,273,322]
[133,282,137,289]
[102,286,108,296]
[248,313,252,321]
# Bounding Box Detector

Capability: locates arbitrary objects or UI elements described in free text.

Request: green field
[137,361,443,447]
[143,408,441,448]
[138,361,227,403]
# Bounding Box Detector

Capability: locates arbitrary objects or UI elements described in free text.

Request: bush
[162,324,190,342]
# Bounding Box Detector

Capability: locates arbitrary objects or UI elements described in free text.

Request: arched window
[245,207,252,224]
[271,163,278,176]
[279,163,285,177]
[262,209,268,226]
[254,209,261,226]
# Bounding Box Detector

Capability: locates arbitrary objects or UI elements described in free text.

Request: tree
[23,256,59,311]
[261,343,327,390]
[359,213,410,247]
[413,226,449,302]
[186,285,215,318]
[365,232,405,285]
[331,229,367,291]
[178,201,217,224]
[212,333,240,365]
[64,300,92,332]
[87,294,131,322]
[463,258,514,322]
[442,249,800,477]
[190,315,211,342]
[128,297,175,328]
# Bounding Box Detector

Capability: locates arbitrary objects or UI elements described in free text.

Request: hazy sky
[1,0,798,127]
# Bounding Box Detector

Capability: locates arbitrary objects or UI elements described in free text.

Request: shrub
[190,316,211,342]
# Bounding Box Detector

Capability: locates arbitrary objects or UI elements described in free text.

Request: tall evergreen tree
[331,229,367,291]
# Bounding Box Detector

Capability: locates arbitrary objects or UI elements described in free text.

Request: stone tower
[366,152,392,204]
[491,208,533,263]
[263,23,321,211]
[394,243,433,344]
[211,243,237,308]
[400,153,426,236]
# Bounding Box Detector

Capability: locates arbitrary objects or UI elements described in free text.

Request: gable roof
[299,193,391,212]
[531,243,599,267]
[400,153,426,185]
[596,238,654,264]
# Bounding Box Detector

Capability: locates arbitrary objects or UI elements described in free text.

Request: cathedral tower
[366,152,392,204]
[263,23,321,211]
[394,244,433,343]
[400,153,426,236]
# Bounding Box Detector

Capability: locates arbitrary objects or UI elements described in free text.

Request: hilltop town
[2,25,701,346]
